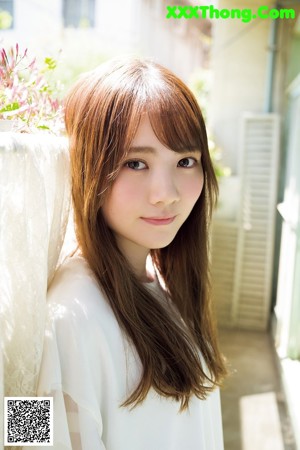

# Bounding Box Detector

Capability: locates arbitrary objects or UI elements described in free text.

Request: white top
[30,255,224,450]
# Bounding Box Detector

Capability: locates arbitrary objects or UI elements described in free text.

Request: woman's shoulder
[48,253,97,297]
[46,253,110,324]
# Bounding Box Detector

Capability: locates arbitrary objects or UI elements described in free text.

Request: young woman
[34,57,227,450]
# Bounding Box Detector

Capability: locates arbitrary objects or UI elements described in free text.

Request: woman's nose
[148,171,180,206]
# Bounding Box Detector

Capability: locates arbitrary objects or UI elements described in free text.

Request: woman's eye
[125,160,147,170]
[178,157,197,168]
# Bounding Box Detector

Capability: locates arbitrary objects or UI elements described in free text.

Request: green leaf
[0,102,20,113]
[37,125,50,130]
[44,57,57,70]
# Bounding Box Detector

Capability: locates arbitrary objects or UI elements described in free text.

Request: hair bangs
[145,84,207,155]
[114,60,208,163]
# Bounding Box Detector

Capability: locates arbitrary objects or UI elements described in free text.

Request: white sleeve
[27,289,107,450]
[24,389,106,450]
[64,393,106,450]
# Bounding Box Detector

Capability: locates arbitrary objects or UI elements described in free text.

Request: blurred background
[1,0,300,448]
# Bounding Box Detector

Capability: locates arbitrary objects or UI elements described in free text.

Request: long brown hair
[65,57,226,412]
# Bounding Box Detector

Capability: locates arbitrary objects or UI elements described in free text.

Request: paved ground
[218,329,296,450]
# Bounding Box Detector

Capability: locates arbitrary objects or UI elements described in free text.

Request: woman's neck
[114,235,154,283]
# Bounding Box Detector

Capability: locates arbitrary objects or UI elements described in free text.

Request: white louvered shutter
[211,113,280,330]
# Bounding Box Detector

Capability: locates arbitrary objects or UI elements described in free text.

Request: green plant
[0,44,64,134]
[188,69,231,179]
[207,135,231,179]
[0,9,12,29]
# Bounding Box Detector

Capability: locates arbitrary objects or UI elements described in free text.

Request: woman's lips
[141,216,176,225]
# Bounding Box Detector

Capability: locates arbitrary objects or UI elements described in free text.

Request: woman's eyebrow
[128,146,156,154]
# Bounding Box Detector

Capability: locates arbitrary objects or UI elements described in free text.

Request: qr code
[4,397,53,446]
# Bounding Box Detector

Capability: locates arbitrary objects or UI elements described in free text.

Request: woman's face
[102,115,204,267]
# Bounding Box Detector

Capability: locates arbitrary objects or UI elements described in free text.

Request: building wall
[0,0,210,84]
[139,1,209,82]
[2,0,63,47]
[208,0,297,173]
